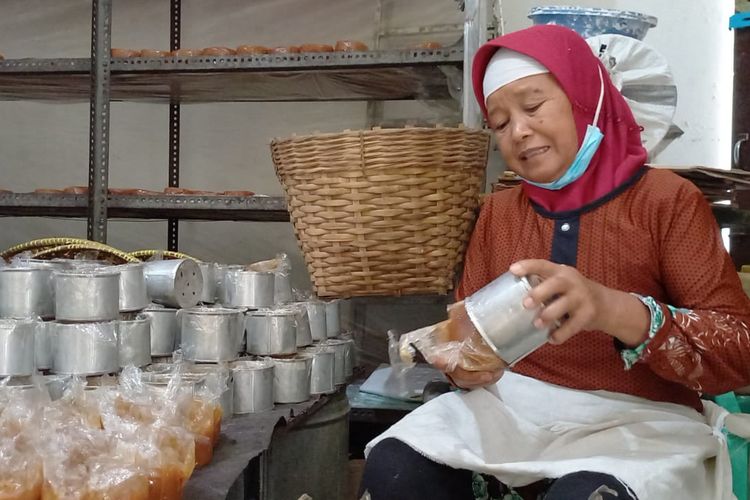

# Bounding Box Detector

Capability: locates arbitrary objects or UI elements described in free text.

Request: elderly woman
[359,25,750,500]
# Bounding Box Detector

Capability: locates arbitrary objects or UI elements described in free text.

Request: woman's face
[486,73,579,183]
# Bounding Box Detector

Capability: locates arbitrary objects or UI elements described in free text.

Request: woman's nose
[510,117,533,141]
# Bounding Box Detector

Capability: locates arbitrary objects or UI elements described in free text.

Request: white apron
[365,371,735,500]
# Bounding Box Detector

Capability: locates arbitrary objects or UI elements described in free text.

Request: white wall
[499,0,735,168]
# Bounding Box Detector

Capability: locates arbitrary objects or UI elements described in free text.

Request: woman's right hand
[430,355,505,390]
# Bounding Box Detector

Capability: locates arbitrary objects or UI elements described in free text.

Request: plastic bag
[0,440,42,500]
[396,301,505,373]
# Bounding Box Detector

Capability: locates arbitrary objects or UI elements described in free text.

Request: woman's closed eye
[524,101,544,113]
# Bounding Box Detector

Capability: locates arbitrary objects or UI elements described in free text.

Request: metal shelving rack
[0,0,489,250]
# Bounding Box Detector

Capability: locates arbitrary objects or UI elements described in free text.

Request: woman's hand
[430,354,504,389]
[509,259,650,347]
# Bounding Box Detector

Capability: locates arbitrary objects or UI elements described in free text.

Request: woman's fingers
[445,366,504,390]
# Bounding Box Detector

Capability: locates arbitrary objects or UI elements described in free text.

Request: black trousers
[359,438,639,500]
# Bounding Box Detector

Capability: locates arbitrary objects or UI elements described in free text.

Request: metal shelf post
[87,0,112,243]
[168,0,182,251]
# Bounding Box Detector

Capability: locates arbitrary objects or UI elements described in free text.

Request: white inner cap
[482,48,549,104]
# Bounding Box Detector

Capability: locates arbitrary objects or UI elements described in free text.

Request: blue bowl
[528,5,657,41]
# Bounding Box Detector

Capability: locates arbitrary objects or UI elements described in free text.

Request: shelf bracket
[87,0,112,243]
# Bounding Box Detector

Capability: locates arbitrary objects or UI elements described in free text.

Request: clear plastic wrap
[52,322,119,376]
[53,269,120,322]
[396,301,505,373]
[0,439,42,500]
[0,266,55,319]
[179,306,244,362]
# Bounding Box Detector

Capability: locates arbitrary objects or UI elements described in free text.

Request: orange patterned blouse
[456,167,750,411]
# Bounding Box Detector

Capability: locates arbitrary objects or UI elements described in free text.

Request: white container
[35,320,56,370]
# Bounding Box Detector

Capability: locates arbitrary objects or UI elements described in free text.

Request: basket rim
[270,125,490,146]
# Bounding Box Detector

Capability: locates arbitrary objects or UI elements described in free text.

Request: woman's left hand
[509,259,613,345]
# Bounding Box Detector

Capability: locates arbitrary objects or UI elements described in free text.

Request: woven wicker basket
[271,126,489,297]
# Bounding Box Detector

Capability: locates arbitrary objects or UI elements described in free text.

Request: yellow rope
[129,249,202,262]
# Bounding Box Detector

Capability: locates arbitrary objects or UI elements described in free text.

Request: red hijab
[472,25,648,213]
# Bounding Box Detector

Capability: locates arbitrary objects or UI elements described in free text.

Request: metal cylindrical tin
[245,309,297,356]
[185,364,235,421]
[0,267,55,319]
[321,339,350,385]
[114,263,148,312]
[52,321,119,375]
[300,346,336,395]
[225,270,275,308]
[215,264,242,305]
[198,262,217,303]
[271,355,312,404]
[274,272,293,304]
[325,299,341,338]
[180,306,244,362]
[305,301,327,342]
[0,318,36,376]
[340,338,354,377]
[35,320,56,370]
[118,317,151,368]
[54,270,120,322]
[143,259,203,309]
[232,359,274,414]
[288,303,312,347]
[142,306,179,356]
[464,272,550,366]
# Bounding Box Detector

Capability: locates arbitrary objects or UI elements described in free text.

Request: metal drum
[0,267,54,319]
[141,306,179,356]
[54,269,120,322]
[305,301,327,342]
[300,346,336,395]
[53,321,119,376]
[114,263,148,312]
[180,306,244,362]
[325,299,341,338]
[118,317,151,368]
[35,320,56,370]
[245,309,297,356]
[198,262,217,303]
[231,359,274,414]
[271,355,312,404]
[225,270,275,308]
[464,271,551,366]
[0,318,36,376]
[143,259,203,309]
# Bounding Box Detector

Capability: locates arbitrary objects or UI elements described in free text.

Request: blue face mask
[524,67,606,191]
